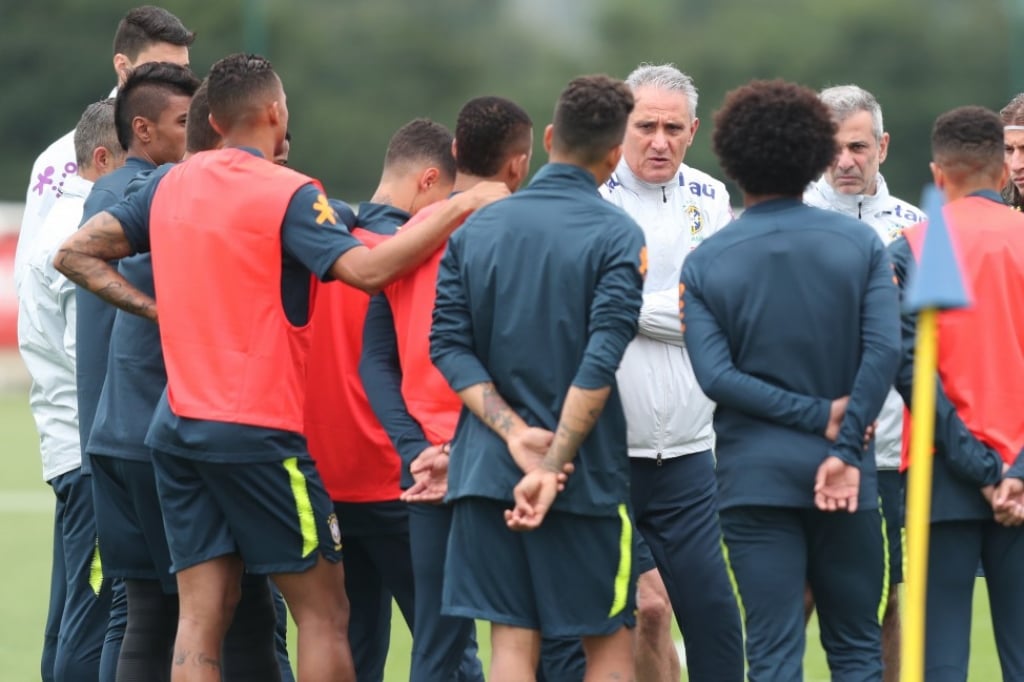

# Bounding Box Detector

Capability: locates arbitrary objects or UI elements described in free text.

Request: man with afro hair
[680,79,901,680]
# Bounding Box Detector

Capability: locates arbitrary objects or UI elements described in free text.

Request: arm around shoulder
[330,181,509,294]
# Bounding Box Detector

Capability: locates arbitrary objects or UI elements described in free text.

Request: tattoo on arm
[171,648,221,670]
[544,387,611,471]
[55,212,156,322]
[481,383,516,437]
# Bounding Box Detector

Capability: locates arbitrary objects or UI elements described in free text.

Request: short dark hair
[206,53,281,132]
[74,99,119,169]
[932,106,1005,184]
[384,118,456,182]
[713,79,836,196]
[551,75,634,165]
[455,97,532,177]
[186,79,220,154]
[115,61,200,150]
[112,6,194,60]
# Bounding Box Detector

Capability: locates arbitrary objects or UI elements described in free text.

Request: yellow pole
[901,307,939,682]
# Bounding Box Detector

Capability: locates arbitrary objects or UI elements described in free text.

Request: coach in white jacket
[602,63,742,682]
[803,84,923,682]
[16,100,124,682]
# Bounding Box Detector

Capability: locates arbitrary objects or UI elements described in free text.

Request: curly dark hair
[207,53,280,131]
[454,97,532,177]
[114,61,200,151]
[113,6,195,60]
[384,118,456,182]
[932,106,1004,184]
[551,74,634,165]
[712,79,836,197]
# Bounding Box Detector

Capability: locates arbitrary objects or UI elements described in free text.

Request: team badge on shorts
[327,513,342,551]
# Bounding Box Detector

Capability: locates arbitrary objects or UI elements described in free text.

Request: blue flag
[904,184,971,312]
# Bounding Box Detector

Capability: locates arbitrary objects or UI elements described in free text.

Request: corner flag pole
[900,185,970,682]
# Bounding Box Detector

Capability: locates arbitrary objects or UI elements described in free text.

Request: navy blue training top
[430,163,645,517]
[76,156,156,470]
[681,197,901,510]
[106,147,360,462]
[86,165,161,461]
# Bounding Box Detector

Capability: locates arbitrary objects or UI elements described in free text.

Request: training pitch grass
[0,392,1002,680]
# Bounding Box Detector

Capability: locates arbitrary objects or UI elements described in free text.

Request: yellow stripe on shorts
[878,498,891,624]
[89,539,103,596]
[283,457,318,558]
[609,503,633,618]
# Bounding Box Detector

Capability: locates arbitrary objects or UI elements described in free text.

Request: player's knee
[636,575,673,636]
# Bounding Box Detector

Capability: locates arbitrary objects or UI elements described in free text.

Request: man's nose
[835,147,855,169]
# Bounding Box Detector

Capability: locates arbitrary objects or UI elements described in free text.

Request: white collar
[611,157,682,196]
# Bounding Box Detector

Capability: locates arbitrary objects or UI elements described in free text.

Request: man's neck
[126,146,155,166]
[369,182,412,213]
[743,192,792,208]
[222,130,275,161]
[942,181,1002,202]
[547,154,602,186]
[452,172,489,193]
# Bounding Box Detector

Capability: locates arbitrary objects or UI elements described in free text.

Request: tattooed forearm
[172,648,221,670]
[54,212,157,322]
[543,386,611,471]
[481,383,516,436]
[457,381,527,443]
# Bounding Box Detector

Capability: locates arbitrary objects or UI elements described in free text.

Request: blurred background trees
[1,0,1017,204]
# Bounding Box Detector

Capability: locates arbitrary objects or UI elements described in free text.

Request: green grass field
[0,390,1003,680]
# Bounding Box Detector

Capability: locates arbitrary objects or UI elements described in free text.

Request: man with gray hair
[804,83,923,682]
[16,98,124,682]
[601,62,743,682]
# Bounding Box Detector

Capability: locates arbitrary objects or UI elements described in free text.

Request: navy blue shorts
[151,450,343,574]
[443,496,637,638]
[877,469,904,585]
[635,530,656,574]
[91,454,176,593]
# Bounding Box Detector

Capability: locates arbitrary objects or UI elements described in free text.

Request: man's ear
[132,116,152,145]
[543,124,554,154]
[418,166,440,192]
[686,117,700,148]
[930,161,945,190]
[208,113,227,137]
[267,100,282,127]
[506,153,529,190]
[113,53,132,86]
[92,145,112,173]
[606,144,623,175]
[878,132,891,165]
